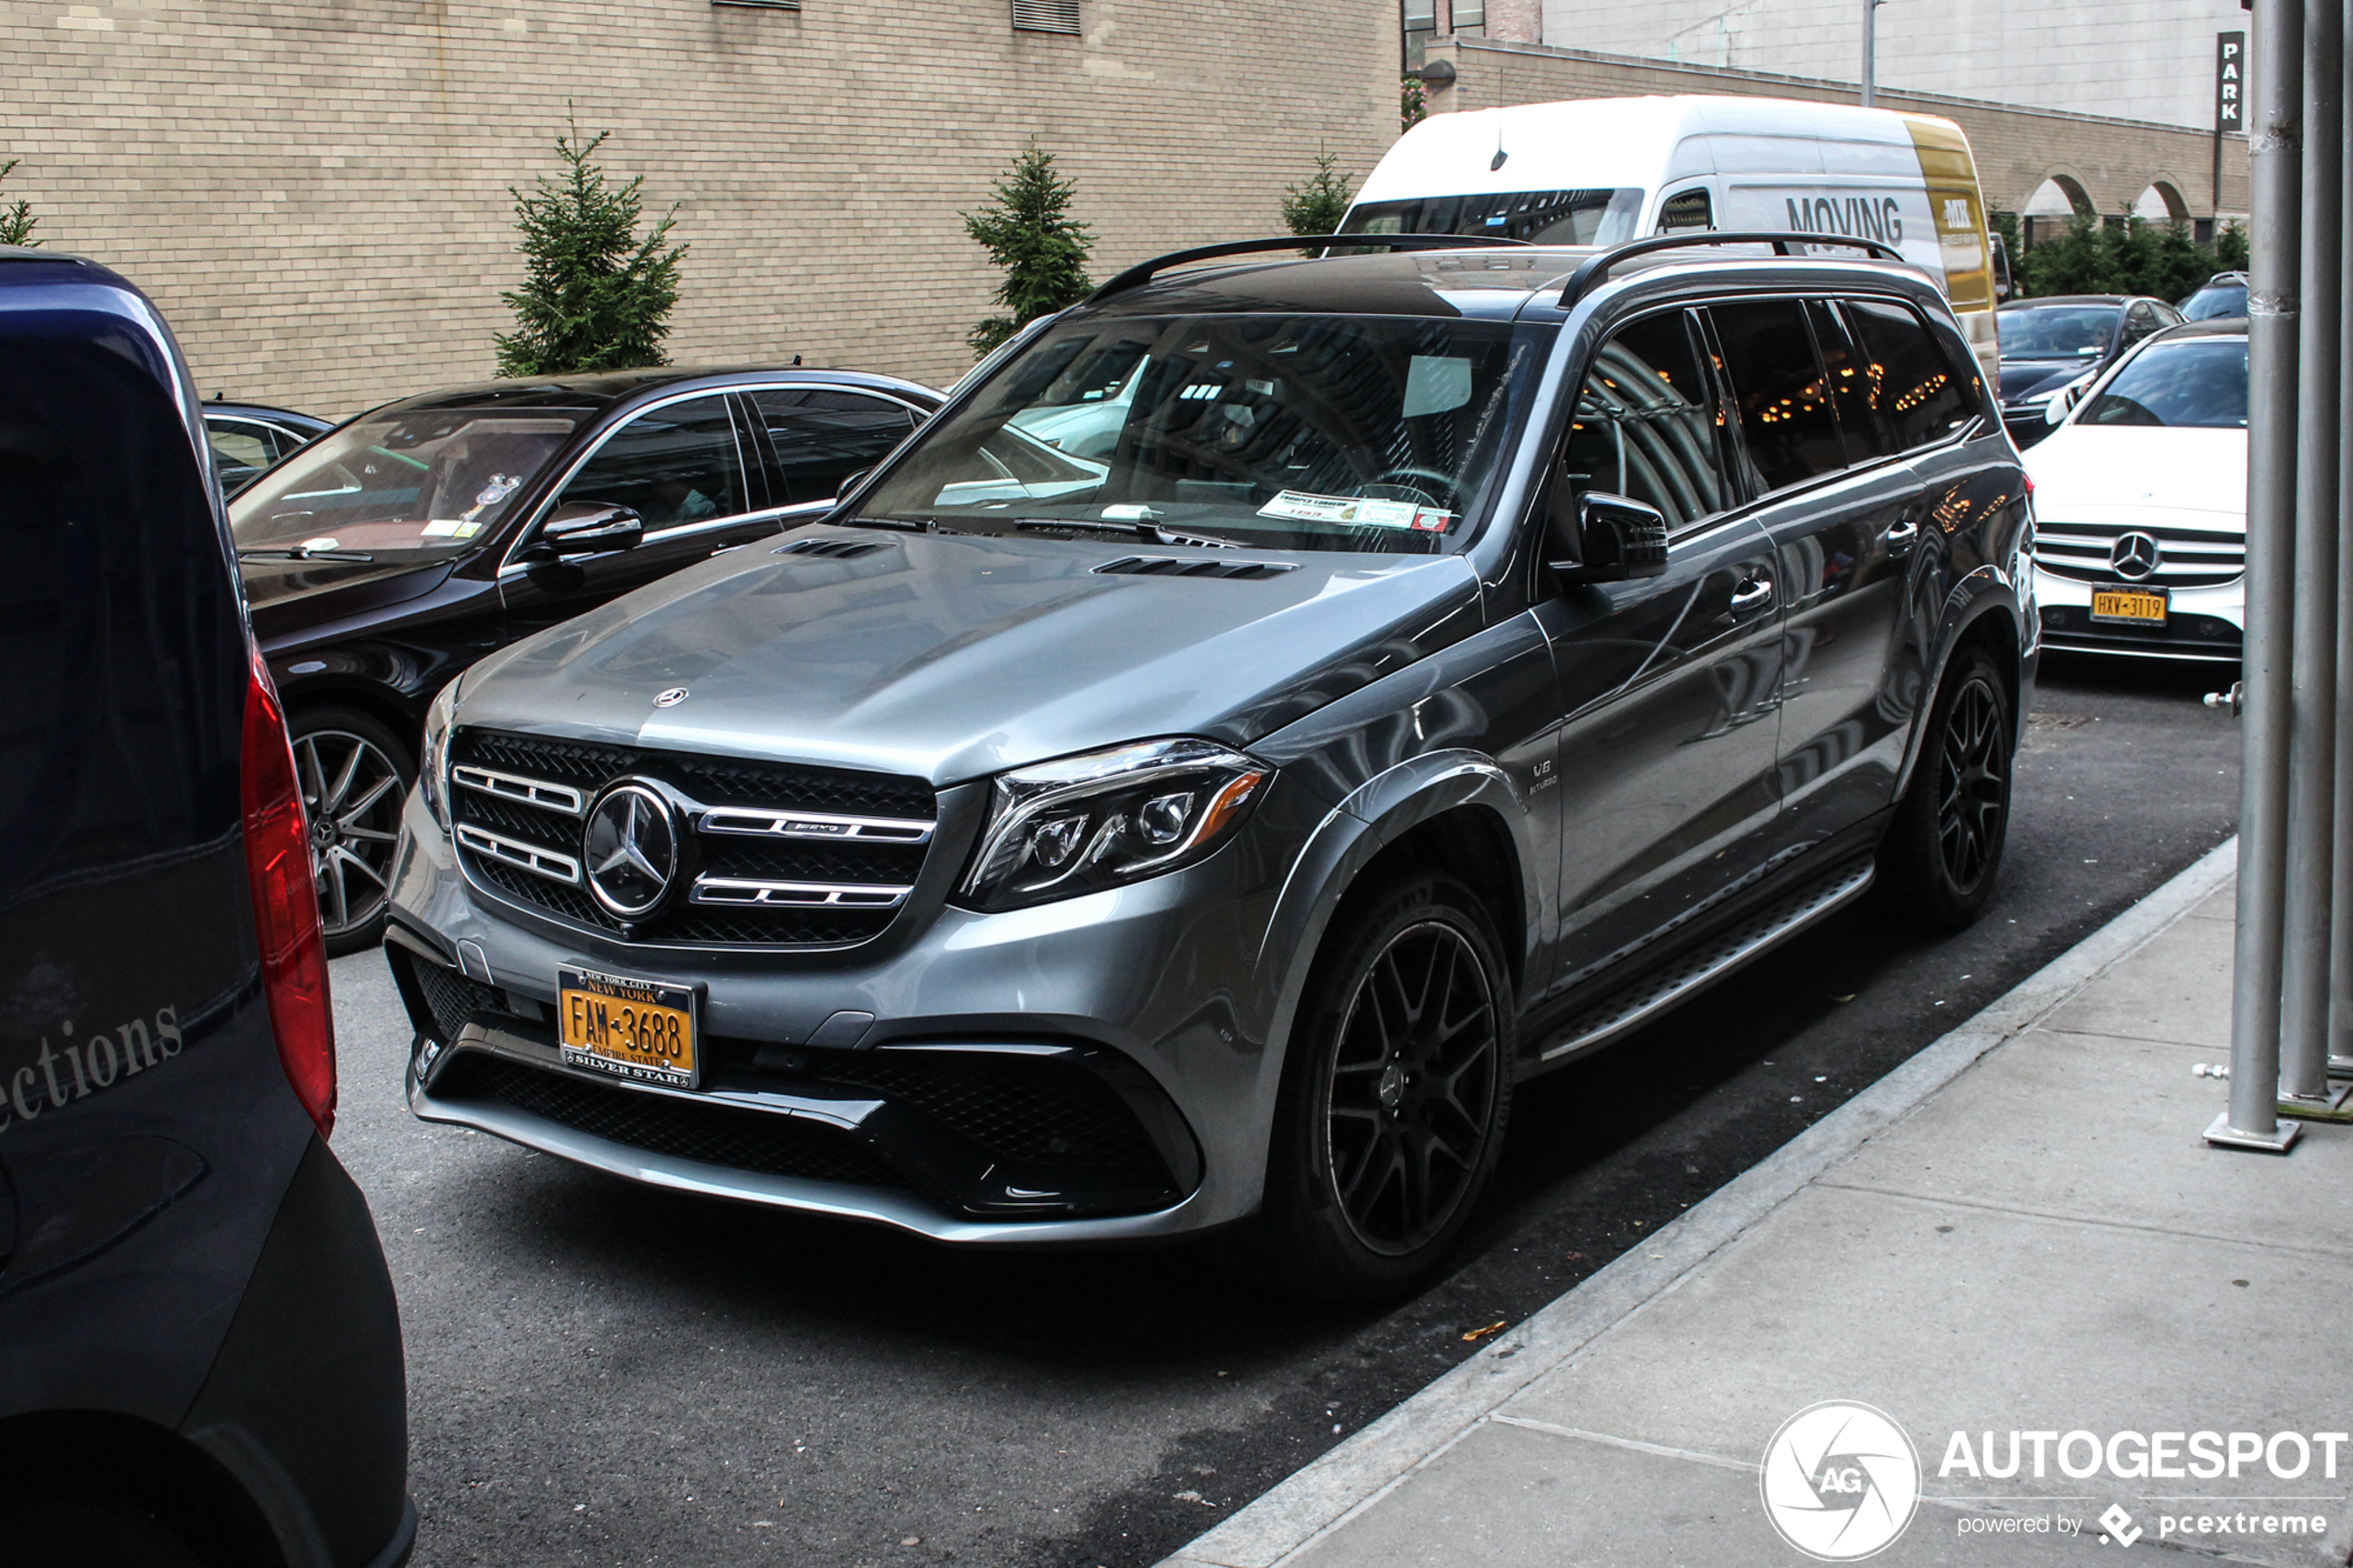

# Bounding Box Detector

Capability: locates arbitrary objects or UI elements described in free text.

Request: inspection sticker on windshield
[1258,490,1456,533]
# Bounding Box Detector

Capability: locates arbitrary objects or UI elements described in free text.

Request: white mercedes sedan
[2025,320,2247,662]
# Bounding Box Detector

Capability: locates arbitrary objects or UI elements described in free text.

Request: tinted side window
[556,395,746,528]
[1845,298,1974,452]
[1707,299,1843,492]
[1806,300,1893,466]
[750,388,918,505]
[1561,310,1728,531]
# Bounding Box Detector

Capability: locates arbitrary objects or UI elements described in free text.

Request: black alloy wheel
[1260,872,1513,1299]
[1881,645,2013,931]
[289,707,414,955]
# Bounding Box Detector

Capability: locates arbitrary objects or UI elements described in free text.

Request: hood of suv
[455,528,1483,784]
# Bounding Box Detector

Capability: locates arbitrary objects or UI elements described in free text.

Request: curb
[1158,837,2243,1568]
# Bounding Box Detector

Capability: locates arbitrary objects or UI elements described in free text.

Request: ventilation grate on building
[1013,0,1081,34]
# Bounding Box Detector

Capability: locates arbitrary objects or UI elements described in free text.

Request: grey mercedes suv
[383,232,2034,1298]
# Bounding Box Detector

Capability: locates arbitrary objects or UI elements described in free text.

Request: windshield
[2081,339,2247,429]
[854,314,1543,554]
[231,408,583,556]
[1341,188,1643,247]
[2183,282,2248,322]
[1997,306,2120,358]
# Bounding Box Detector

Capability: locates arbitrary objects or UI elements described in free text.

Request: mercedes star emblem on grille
[2110,532,2162,580]
[582,783,678,918]
[653,686,688,708]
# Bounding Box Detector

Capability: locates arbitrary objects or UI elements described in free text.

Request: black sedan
[234,365,943,951]
[204,397,333,494]
[1994,294,2183,446]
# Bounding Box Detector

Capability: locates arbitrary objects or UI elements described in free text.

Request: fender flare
[1892,565,2028,802]
[1252,750,1540,1086]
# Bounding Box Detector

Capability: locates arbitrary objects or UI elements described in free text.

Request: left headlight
[417,678,459,832]
[958,738,1269,912]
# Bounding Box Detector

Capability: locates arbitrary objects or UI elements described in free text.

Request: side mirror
[836,469,871,497]
[532,500,644,558]
[2045,378,2090,425]
[1547,484,1668,584]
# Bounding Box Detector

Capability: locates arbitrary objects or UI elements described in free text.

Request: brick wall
[1432,38,2248,225]
[0,0,1395,417]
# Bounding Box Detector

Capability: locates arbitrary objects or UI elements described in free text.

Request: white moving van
[1340,94,2002,373]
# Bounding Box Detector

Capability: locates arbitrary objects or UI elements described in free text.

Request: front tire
[1881,646,2013,931]
[1260,872,1513,1301]
[289,705,414,956]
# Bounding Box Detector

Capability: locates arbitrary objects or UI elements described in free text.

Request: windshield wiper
[237,546,376,563]
[1009,518,1246,549]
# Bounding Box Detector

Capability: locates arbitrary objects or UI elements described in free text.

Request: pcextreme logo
[1760,1401,1922,1561]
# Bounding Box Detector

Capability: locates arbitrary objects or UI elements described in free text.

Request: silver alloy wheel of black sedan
[295,724,406,948]
[1325,916,1504,1257]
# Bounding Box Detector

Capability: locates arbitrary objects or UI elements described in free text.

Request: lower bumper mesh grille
[442,1054,905,1189]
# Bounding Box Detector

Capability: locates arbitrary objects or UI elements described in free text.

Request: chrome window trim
[698,806,937,845]
[497,385,760,575]
[455,823,585,885]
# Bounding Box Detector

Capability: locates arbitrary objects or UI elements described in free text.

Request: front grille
[448,728,937,949]
[2034,521,2245,588]
[445,1054,905,1188]
[809,1050,1164,1168]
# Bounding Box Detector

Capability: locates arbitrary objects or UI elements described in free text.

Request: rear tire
[288,705,414,956]
[1258,872,1513,1302]
[1881,646,2013,932]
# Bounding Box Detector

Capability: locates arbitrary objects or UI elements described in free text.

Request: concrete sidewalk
[1162,840,2353,1568]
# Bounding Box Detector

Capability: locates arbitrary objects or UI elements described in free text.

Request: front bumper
[384,780,1299,1244]
[2032,565,2244,662]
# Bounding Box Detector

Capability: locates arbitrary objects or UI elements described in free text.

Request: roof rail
[1087,232,1530,304]
[1557,231,1907,309]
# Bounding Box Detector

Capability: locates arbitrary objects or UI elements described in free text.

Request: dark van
[0,249,411,1566]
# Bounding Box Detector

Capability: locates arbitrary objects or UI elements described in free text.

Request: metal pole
[2331,0,2353,1084]
[2280,0,2350,1116]
[1861,0,1878,108]
[2212,0,2306,1153]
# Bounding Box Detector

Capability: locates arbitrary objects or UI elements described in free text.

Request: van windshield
[854,314,1546,554]
[1342,188,1643,247]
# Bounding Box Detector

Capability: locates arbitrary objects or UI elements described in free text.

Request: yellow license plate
[2090,585,2169,626]
[558,966,698,1088]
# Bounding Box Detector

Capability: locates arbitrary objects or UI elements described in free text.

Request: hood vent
[774,536,892,560]
[1094,555,1297,581]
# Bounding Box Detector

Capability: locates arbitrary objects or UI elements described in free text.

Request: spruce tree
[0,159,37,248]
[963,142,1094,358]
[495,112,686,377]
[1281,149,1356,250]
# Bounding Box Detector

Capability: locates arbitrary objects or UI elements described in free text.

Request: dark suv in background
[234,367,942,953]
[0,250,410,1564]
[385,232,2033,1298]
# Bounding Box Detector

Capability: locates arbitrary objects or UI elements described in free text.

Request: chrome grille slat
[691,877,913,909]
[455,823,583,884]
[453,764,585,816]
[698,808,935,845]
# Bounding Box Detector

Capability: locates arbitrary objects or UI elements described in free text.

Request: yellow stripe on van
[1902,115,1994,314]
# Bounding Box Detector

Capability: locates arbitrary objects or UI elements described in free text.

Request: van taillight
[242,652,336,1137]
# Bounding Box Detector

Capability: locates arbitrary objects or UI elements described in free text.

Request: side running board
[1535,859,1877,1066]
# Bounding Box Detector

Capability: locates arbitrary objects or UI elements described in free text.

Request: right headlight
[417,678,459,832]
[958,738,1268,912]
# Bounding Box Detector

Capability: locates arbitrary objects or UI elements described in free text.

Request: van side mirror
[1548,485,1668,584]
[530,500,644,558]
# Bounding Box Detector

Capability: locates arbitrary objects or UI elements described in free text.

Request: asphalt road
[327,650,2242,1568]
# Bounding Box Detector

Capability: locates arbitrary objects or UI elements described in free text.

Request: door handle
[1887,506,1924,554]
[1729,573,1776,615]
